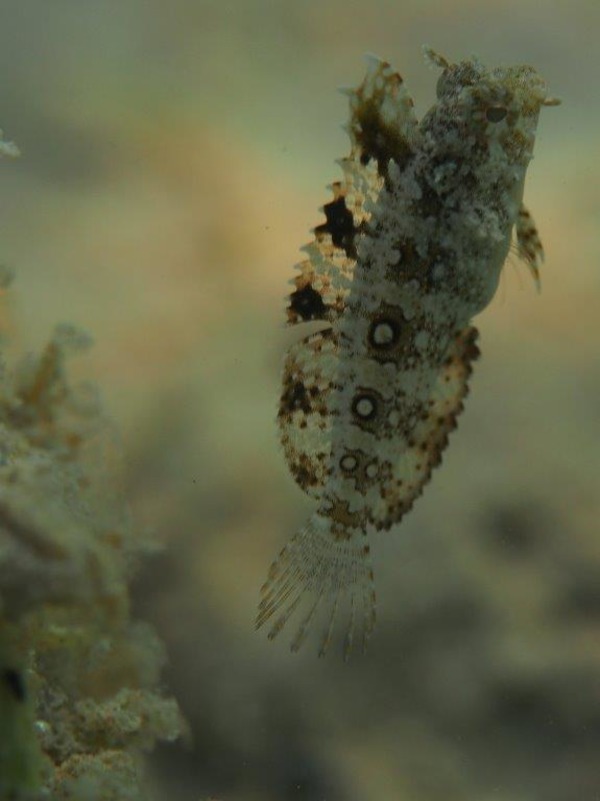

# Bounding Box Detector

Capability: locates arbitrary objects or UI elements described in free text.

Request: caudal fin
[256,514,376,660]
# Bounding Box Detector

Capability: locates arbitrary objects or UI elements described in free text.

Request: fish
[256,48,559,659]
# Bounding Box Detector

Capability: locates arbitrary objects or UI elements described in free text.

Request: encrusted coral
[0,132,183,801]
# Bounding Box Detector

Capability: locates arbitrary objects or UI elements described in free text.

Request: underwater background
[0,0,598,799]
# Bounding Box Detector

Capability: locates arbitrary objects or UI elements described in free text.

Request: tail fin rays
[256,513,376,659]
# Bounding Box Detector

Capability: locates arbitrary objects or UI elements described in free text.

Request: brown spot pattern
[369,326,480,530]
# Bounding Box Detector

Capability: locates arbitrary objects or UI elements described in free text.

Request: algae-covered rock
[0,134,183,801]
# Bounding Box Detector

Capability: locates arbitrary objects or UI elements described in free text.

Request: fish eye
[486,105,507,123]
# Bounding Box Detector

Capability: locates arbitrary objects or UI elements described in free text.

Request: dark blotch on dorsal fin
[288,283,328,322]
[314,195,359,260]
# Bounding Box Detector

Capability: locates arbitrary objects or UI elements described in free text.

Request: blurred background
[0,1,598,799]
